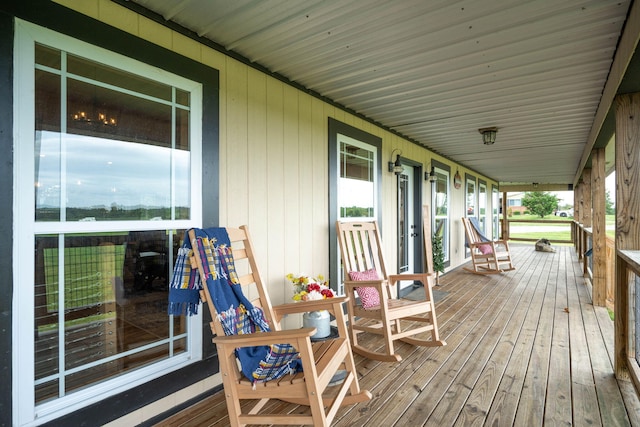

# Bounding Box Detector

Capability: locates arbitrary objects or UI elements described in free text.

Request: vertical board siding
[37,4,502,423]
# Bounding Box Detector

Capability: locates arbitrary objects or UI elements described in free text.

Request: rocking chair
[187,226,371,426]
[335,220,445,362]
[461,216,515,274]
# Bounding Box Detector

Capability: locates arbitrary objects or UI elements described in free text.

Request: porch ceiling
[124,0,634,187]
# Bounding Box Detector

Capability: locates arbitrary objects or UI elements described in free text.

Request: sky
[554,171,616,207]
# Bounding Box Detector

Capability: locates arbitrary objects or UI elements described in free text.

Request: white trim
[13,19,37,427]
[13,20,203,426]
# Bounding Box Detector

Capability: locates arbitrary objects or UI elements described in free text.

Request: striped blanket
[168,227,302,384]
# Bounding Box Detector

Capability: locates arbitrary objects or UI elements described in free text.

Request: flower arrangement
[286,273,335,301]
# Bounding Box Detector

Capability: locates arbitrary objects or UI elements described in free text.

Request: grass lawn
[506,214,615,240]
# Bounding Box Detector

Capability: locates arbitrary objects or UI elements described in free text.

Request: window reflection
[339,139,375,218]
[34,230,185,403]
[35,131,190,221]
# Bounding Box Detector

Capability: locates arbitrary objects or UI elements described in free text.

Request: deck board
[151,245,640,427]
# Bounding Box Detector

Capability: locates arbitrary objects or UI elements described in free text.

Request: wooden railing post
[592,148,607,306]
[575,183,583,259]
[614,92,640,380]
[583,169,593,275]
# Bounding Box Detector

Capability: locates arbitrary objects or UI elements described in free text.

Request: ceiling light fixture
[479,127,498,145]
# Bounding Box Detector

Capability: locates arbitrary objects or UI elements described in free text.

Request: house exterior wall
[1,1,498,425]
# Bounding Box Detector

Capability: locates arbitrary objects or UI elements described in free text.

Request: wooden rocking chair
[461,216,515,274]
[188,226,371,426]
[335,220,445,362]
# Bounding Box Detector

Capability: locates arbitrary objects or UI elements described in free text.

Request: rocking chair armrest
[213,327,316,346]
[272,296,348,317]
[388,273,434,286]
[343,279,385,290]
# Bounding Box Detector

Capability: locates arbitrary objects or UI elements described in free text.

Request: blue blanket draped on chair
[168,227,302,384]
[464,217,491,248]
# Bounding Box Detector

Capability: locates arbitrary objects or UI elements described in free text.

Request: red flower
[306,283,321,293]
[321,289,334,298]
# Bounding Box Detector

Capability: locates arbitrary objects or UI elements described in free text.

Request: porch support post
[614,92,640,379]
[582,168,592,275]
[591,148,607,306]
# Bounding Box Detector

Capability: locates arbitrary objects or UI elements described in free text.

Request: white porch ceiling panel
[127,0,631,186]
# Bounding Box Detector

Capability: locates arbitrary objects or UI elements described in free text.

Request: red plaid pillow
[349,269,381,309]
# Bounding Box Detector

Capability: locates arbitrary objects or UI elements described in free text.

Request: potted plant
[432,233,445,285]
[286,273,334,339]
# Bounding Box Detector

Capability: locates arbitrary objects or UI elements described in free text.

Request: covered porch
[151,244,640,426]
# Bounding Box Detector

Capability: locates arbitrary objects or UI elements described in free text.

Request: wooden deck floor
[152,244,640,426]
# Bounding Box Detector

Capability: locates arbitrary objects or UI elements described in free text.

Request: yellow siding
[60,0,501,287]
[49,1,500,423]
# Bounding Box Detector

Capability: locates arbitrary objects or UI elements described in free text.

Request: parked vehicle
[555,209,573,217]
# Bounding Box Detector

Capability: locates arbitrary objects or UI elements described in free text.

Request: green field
[506,214,615,241]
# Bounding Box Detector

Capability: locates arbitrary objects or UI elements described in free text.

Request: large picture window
[14,22,203,424]
[328,119,382,296]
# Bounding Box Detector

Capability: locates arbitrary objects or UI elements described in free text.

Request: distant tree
[521,191,558,218]
[605,190,615,215]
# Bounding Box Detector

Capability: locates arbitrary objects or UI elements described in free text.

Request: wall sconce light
[532,182,539,188]
[388,148,404,175]
[478,127,498,145]
[425,166,437,183]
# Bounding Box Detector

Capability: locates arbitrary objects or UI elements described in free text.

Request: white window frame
[337,133,378,221]
[13,20,203,426]
[432,166,450,264]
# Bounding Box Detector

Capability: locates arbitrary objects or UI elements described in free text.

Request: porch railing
[573,222,616,310]
[615,249,640,395]
[506,218,573,243]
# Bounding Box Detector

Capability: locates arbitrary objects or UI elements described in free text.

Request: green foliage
[521,191,559,218]
[432,233,445,274]
[605,190,615,215]
[341,206,374,217]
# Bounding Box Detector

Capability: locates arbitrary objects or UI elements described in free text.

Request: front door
[397,164,422,293]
